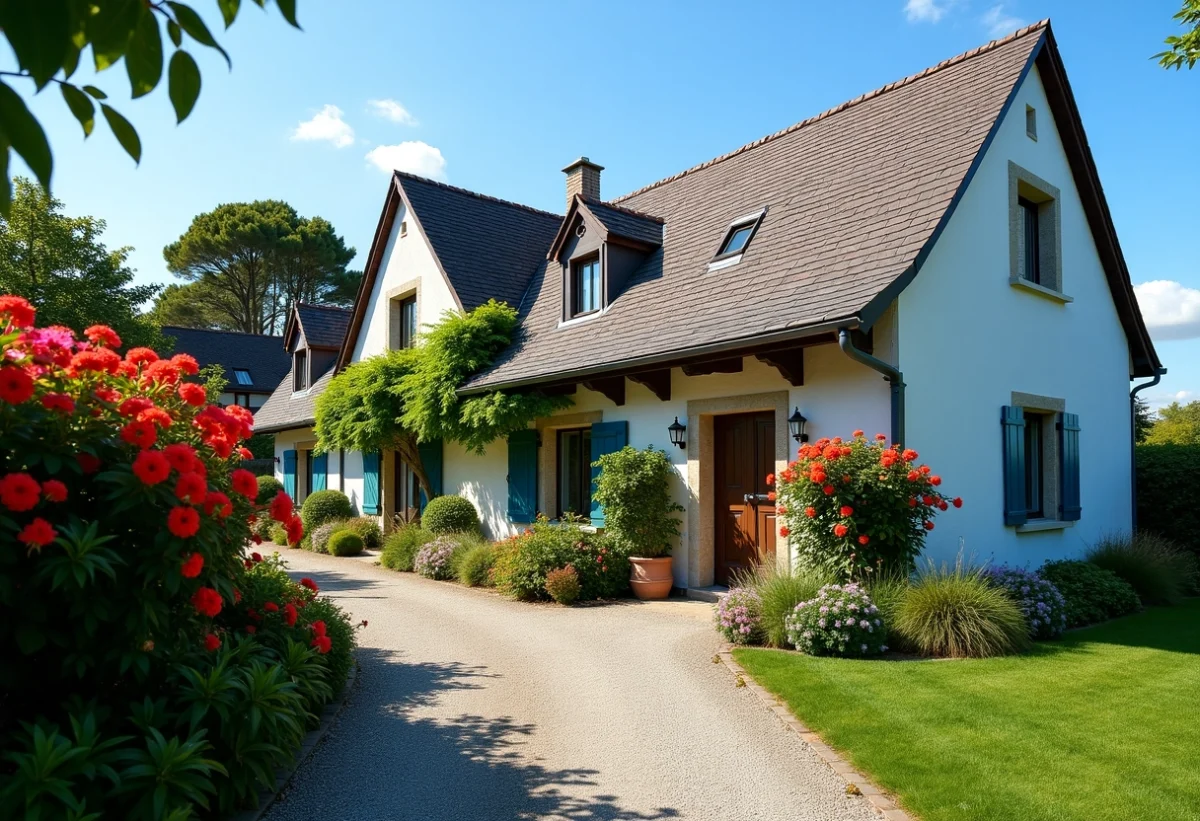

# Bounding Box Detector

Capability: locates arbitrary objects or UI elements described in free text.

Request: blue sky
[6,0,1198,407]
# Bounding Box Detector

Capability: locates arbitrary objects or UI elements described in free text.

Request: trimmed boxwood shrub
[309,519,347,554]
[341,515,383,549]
[328,530,365,557]
[256,474,285,503]
[301,489,353,532]
[421,494,480,534]
[1136,444,1200,557]
[1039,560,1141,627]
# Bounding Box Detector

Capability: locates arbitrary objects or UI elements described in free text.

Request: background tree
[149,281,235,329]
[0,177,161,347]
[161,201,356,333]
[1158,0,1200,68]
[0,0,299,215]
[1144,400,1200,445]
[1134,396,1155,443]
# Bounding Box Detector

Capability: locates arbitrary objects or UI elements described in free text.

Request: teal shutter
[1001,406,1027,526]
[506,430,539,523]
[1058,412,1081,521]
[362,451,381,515]
[311,452,327,492]
[589,421,629,527]
[283,450,297,500]
[417,439,443,512]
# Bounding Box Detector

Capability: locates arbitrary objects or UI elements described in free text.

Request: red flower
[922,495,935,506]
[237,447,253,460]
[906,470,920,482]
[776,504,787,515]
[203,491,233,518]
[0,472,41,512]
[311,620,327,636]
[930,475,942,486]
[919,465,931,475]
[858,534,870,545]
[246,625,257,634]
[839,505,854,517]
[880,451,898,468]
[84,324,121,348]
[141,360,181,386]
[778,525,790,538]
[0,367,34,404]
[311,634,332,654]
[269,490,294,523]
[92,387,120,404]
[168,506,201,538]
[162,443,199,473]
[203,633,221,652]
[180,552,204,578]
[42,479,67,502]
[125,347,159,367]
[137,406,173,429]
[286,514,304,546]
[175,471,208,504]
[191,586,223,617]
[18,517,56,551]
[853,429,865,437]
[118,397,153,418]
[767,491,776,502]
[264,601,279,612]
[833,524,849,538]
[765,473,775,486]
[230,469,258,499]
[251,551,263,563]
[822,485,835,496]
[908,497,918,507]
[283,603,298,626]
[822,445,841,460]
[76,452,101,474]
[300,577,319,593]
[804,506,817,518]
[0,295,36,327]
[809,470,827,484]
[875,433,887,441]
[171,353,199,375]
[120,420,157,449]
[71,348,121,373]
[901,449,918,462]
[132,450,170,485]
[952,497,963,508]
[40,393,75,413]
[177,382,207,406]
[233,588,242,603]
[938,500,949,511]
[923,521,935,531]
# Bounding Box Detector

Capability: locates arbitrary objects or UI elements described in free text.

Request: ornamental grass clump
[414,535,460,580]
[750,565,838,647]
[985,565,1068,639]
[456,541,497,587]
[785,583,887,656]
[381,523,435,572]
[775,431,961,578]
[1085,531,1197,605]
[715,587,765,645]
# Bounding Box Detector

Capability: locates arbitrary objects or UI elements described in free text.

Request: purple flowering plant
[714,587,764,645]
[414,536,459,580]
[785,583,887,657]
[985,565,1067,639]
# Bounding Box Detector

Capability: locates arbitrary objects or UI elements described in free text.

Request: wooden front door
[714,411,777,585]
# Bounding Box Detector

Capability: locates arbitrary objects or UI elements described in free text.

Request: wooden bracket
[582,376,626,406]
[628,369,671,401]
[756,347,804,387]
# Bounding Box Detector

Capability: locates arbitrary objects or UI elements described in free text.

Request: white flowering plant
[785,583,887,657]
[714,587,764,645]
[414,536,459,580]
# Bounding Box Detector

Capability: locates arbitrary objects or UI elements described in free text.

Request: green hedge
[1136,444,1200,555]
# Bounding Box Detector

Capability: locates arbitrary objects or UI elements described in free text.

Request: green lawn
[734,601,1200,821]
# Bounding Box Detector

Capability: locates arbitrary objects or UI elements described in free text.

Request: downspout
[1129,367,1166,531]
[838,328,905,445]
[338,447,345,493]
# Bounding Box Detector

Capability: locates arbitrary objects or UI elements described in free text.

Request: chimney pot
[562,157,603,211]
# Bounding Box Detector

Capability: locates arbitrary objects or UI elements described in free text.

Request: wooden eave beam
[581,376,626,406]
[628,369,671,401]
[681,357,743,377]
[755,347,804,387]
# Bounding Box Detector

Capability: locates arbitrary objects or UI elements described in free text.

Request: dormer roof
[547,195,664,261]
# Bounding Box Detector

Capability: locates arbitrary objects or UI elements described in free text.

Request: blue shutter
[1058,412,1081,522]
[417,439,443,512]
[589,421,629,527]
[283,450,297,500]
[506,430,539,523]
[311,452,327,492]
[1001,406,1027,527]
[362,451,381,515]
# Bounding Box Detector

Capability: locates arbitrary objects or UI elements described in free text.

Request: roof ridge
[161,325,284,340]
[393,170,564,222]
[295,302,353,314]
[583,197,666,224]
[613,19,1050,204]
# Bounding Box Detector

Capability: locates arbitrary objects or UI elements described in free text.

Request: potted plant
[591,445,684,600]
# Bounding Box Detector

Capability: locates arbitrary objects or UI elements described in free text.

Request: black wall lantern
[668,416,687,449]
[788,407,809,443]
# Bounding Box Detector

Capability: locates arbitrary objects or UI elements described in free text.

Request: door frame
[686,391,791,588]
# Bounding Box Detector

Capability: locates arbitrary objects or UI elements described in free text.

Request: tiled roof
[582,199,664,247]
[463,22,1051,390]
[295,304,352,349]
[252,367,334,434]
[397,172,563,311]
[160,326,288,394]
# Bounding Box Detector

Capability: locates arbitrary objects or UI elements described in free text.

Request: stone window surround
[686,391,791,588]
[1007,161,1071,303]
[535,411,604,519]
[1010,391,1072,533]
[385,279,421,351]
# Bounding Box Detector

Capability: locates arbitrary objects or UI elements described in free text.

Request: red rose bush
[775,430,961,578]
[0,295,357,819]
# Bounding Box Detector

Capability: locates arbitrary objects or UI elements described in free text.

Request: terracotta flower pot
[629,556,673,600]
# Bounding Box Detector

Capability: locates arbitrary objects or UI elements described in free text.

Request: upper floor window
[400,296,417,348]
[293,350,308,391]
[233,392,252,408]
[232,368,252,386]
[571,255,601,317]
[1018,196,1041,285]
[1007,162,1067,301]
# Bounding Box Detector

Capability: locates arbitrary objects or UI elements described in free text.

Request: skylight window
[233,369,253,385]
[711,209,766,266]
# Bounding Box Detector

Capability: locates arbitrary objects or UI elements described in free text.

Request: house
[258,20,1162,592]
[160,326,290,412]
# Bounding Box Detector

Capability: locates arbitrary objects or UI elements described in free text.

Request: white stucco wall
[899,65,1134,569]
[273,427,367,514]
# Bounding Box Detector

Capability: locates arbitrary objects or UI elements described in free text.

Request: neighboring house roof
[253,367,335,434]
[339,172,563,367]
[455,20,1159,391]
[255,304,353,434]
[160,326,288,395]
[287,303,352,350]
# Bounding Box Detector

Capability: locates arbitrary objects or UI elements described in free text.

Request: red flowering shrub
[0,295,359,819]
[776,431,960,578]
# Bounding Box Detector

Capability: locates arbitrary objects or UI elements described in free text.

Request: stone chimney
[563,157,603,210]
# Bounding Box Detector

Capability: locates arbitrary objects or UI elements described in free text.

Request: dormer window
[293,350,308,391]
[571,254,601,318]
[233,368,252,385]
[711,209,766,268]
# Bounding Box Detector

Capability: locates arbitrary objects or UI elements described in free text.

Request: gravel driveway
[263,550,875,821]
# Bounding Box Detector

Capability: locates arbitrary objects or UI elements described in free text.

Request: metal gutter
[838,328,905,445]
[1129,367,1166,530]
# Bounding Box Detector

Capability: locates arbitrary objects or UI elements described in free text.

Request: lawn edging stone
[716,649,914,821]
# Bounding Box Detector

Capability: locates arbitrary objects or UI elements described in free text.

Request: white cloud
[1134,280,1200,341]
[981,4,1024,38]
[367,99,418,126]
[1143,390,1195,413]
[365,141,447,180]
[905,0,949,23]
[291,105,355,148]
